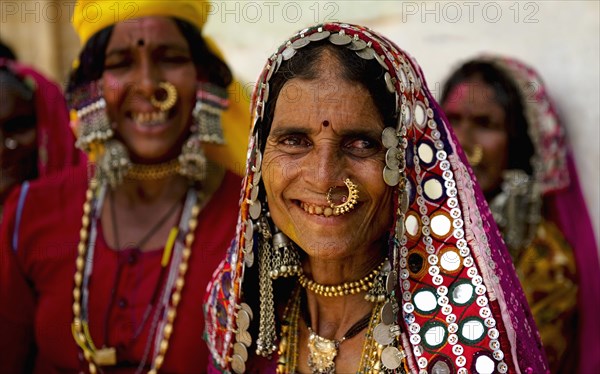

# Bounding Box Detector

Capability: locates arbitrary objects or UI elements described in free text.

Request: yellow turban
[72,0,209,46]
[71,0,251,176]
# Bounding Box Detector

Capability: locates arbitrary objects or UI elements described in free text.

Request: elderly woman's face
[102,17,197,162]
[262,69,394,259]
[442,79,509,195]
[0,77,37,200]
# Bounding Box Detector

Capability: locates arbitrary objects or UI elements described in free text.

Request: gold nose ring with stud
[326,178,359,215]
[150,81,178,112]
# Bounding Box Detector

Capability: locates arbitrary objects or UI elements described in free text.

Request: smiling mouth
[129,110,168,127]
[298,201,346,217]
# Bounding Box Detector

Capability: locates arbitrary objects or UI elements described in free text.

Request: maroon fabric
[0,164,240,373]
[0,58,83,176]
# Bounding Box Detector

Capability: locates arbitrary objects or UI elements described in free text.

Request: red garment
[0,58,83,177]
[0,164,241,373]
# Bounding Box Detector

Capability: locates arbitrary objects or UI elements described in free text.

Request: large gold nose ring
[326,178,359,215]
[150,81,178,112]
[466,144,483,166]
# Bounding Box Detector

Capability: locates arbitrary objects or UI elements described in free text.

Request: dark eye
[281,135,311,147]
[104,56,132,71]
[344,137,380,157]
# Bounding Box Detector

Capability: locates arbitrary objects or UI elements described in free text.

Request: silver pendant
[236,309,251,331]
[386,270,397,293]
[384,72,395,93]
[381,302,395,325]
[244,248,254,267]
[381,346,406,370]
[355,47,375,60]
[292,37,310,49]
[236,329,252,347]
[231,353,246,374]
[348,38,367,51]
[249,200,262,219]
[385,147,401,169]
[282,46,296,61]
[383,166,401,186]
[240,302,254,320]
[250,185,260,202]
[381,127,399,149]
[373,322,395,345]
[309,30,331,41]
[329,33,352,45]
[233,342,249,361]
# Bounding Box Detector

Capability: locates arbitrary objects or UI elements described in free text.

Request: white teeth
[300,201,340,217]
[133,111,167,126]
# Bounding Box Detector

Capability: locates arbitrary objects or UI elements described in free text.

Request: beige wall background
[1,1,599,245]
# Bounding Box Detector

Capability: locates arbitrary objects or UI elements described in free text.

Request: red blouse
[0,164,241,373]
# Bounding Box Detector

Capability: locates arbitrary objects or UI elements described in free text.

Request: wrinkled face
[442,79,508,194]
[102,16,197,163]
[0,78,37,200]
[262,68,394,260]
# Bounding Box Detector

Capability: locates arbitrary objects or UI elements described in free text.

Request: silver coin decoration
[244,220,254,240]
[356,47,375,60]
[383,166,401,186]
[386,270,397,293]
[400,187,409,212]
[252,171,262,187]
[308,30,331,41]
[395,217,405,239]
[384,72,395,93]
[282,46,296,61]
[244,248,254,267]
[249,200,261,219]
[266,56,278,82]
[262,83,270,104]
[250,185,260,201]
[254,148,262,168]
[381,302,395,325]
[236,329,252,347]
[236,309,251,331]
[373,323,395,345]
[348,38,367,51]
[385,147,401,169]
[382,127,399,148]
[231,354,246,374]
[233,342,248,361]
[381,346,405,370]
[240,302,254,320]
[329,32,352,45]
[374,52,389,71]
[243,237,253,254]
[292,37,310,49]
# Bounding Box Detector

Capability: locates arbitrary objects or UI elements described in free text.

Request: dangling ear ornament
[326,178,359,215]
[150,81,178,112]
[466,144,483,167]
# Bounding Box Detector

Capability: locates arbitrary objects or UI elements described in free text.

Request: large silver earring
[97,139,131,188]
[193,83,228,144]
[178,127,207,183]
[70,80,113,158]
[256,216,277,357]
[270,230,301,279]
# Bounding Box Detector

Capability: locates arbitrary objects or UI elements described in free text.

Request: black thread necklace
[102,190,183,350]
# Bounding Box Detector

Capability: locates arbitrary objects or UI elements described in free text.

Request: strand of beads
[298,259,386,297]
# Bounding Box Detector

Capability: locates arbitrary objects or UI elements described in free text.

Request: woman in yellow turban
[0,1,249,373]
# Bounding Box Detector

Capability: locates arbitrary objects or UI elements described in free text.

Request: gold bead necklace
[127,159,181,181]
[71,178,202,373]
[297,259,386,297]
